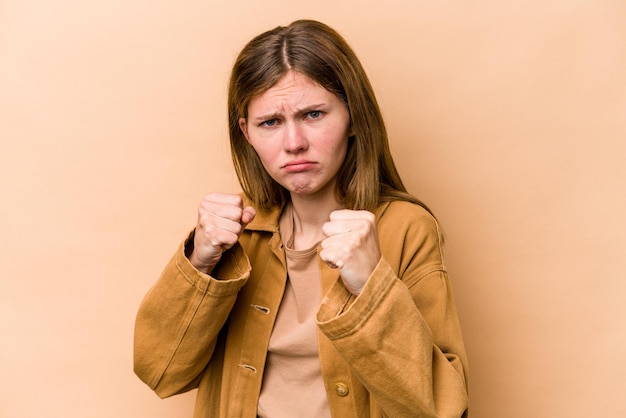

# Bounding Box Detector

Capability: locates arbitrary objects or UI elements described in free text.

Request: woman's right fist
[188,193,256,273]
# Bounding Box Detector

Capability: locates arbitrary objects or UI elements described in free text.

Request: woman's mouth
[282,160,316,173]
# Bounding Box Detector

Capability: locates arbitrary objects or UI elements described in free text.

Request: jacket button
[335,382,349,397]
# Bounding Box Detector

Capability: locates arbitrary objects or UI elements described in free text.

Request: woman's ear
[239,118,249,142]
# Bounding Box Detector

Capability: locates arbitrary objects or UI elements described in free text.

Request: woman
[134,19,469,418]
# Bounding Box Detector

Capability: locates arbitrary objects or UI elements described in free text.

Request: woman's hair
[228,19,431,213]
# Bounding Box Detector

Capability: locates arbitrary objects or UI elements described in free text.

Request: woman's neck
[288,192,342,250]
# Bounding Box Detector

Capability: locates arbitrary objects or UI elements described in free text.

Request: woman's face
[240,71,352,201]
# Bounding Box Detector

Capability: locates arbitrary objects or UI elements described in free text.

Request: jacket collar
[243,195,283,233]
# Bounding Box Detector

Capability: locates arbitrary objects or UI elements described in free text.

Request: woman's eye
[261,119,278,127]
[308,111,322,119]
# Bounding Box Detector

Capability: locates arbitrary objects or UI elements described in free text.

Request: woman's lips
[282,160,316,173]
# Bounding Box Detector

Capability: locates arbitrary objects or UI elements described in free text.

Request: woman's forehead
[247,71,336,115]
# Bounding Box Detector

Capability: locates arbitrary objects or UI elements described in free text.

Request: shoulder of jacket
[377,200,442,243]
[377,200,446,273]
[377,200,436,224]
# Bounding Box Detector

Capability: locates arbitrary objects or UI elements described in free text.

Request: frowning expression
[240,71,352,200]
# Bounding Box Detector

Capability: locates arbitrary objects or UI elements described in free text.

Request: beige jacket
[134,199,469,417]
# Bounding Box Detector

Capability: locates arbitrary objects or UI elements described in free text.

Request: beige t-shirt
[256,206,331,418]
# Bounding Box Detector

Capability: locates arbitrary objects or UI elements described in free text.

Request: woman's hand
[320,210,381,295]
[189,193,256,274]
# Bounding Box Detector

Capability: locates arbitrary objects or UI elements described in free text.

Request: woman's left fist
[320,210,381,295]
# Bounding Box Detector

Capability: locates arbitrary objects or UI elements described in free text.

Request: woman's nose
[283,122,308,152]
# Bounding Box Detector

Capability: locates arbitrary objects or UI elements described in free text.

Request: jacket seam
[406,266,447,289]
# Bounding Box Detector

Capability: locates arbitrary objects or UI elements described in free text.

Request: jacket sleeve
[133,233,251,398]
[316,204,469,418]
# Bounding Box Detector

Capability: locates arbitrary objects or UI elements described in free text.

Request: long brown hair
[228,19,431,214]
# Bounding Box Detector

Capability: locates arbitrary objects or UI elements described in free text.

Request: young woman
[134,19,469,418]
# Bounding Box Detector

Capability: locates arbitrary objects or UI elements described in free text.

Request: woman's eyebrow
[297,103,329,114]
[251,112,282,122]
[251,103,329,122]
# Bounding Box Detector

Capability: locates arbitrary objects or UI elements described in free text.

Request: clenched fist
[320,210,381,295]
[188,193,256,274]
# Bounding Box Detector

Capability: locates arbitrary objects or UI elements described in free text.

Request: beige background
[1,0,625,417]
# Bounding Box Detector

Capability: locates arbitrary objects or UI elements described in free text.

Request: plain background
[1,0,625,417]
